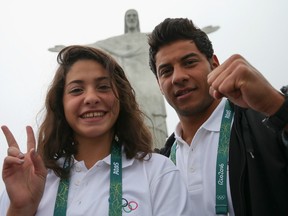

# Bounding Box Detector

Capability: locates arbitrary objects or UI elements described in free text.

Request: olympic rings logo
[122,198,138,213]
[216,195,226,200]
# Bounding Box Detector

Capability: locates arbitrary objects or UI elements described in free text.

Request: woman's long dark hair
[37,45,152,179]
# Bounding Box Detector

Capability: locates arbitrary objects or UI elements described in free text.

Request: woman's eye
[98,84,111,91]
[69,88,83,94]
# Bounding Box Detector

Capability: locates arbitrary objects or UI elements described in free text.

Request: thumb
[30,148,47,178]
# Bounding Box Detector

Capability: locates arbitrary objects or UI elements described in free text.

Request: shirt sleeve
[149,155,193,216]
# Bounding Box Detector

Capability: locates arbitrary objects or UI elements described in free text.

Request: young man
[148,18,288,216]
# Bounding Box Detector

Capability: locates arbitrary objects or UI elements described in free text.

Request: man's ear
[211,54,220,69]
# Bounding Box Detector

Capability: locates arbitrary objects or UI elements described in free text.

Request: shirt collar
[59,147,135,170]
[202,98,226,132]
[102,149,135,168]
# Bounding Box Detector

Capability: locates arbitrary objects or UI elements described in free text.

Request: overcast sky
[0,0,287,191]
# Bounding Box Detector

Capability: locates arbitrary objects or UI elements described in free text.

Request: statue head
[124,9,140,33]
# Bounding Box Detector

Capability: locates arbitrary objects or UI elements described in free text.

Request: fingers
[7,146,24,158]
[207,54,250,98]
[2,125,36,154]
[26,126,36,152]
[3,155,25,166]
[208,54,247,84]
[4,146,25,166]
[1,125,20,149]
[207,54,281,112]
[29,149,47,178]
[209,86,224,99]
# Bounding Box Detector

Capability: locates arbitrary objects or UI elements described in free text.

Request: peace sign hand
[1,125,47,216]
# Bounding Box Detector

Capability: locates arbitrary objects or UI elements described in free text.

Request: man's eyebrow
[180,52,198,61]
[157,53,198,71]
[157,63,171,72]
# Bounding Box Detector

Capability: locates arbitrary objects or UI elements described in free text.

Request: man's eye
[184,59,197,67]
[159,68,172,77]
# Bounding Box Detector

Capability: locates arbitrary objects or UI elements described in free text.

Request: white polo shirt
[174,98,235,216]
[0,153,192,215]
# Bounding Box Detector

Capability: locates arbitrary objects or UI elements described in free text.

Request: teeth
[82,112,104,118]
[178,90,190,96]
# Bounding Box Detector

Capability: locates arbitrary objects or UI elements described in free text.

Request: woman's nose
[84,90,100,105]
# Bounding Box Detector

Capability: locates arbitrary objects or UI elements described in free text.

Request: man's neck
[179,99,221,144]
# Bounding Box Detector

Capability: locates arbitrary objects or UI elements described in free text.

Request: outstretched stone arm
[48,45,65,52]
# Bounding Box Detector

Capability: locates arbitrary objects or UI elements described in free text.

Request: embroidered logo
[122,198,138,213]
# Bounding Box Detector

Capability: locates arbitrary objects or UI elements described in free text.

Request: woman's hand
[1,125,47,216]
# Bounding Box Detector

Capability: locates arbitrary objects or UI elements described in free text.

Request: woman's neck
[74,135,114,169]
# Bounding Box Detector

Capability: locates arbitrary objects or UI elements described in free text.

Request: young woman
[0,45,191,215]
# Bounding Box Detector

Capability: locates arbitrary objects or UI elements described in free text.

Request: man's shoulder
[154,133,175,157]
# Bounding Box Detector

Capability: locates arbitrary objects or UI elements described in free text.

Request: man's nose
[172,66,189,85]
